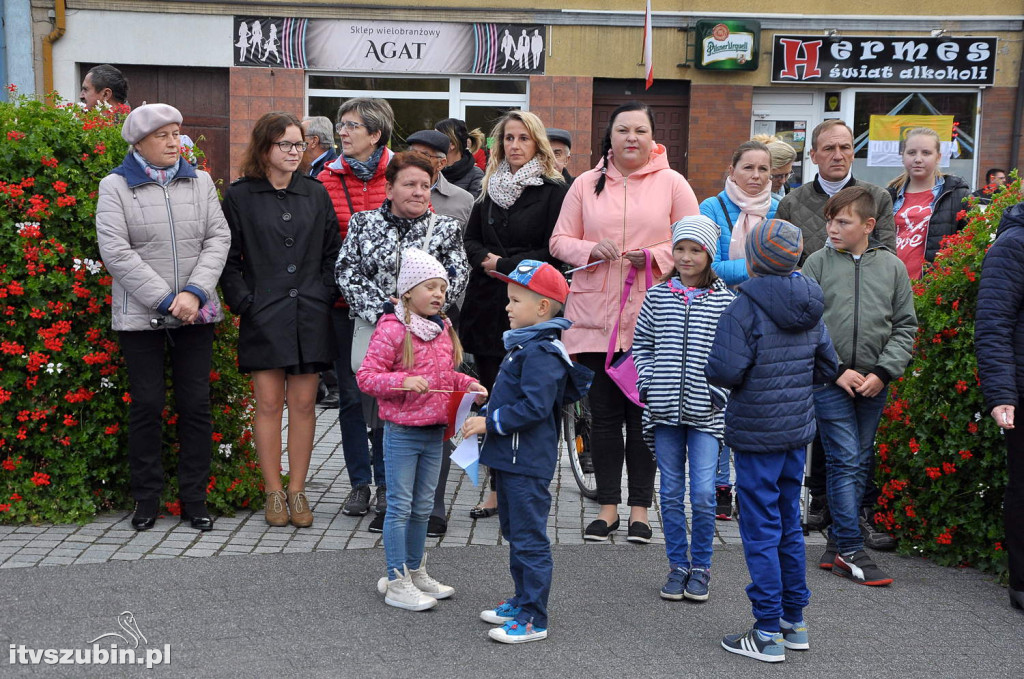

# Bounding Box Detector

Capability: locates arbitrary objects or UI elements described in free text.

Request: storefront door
[751,89,834,189]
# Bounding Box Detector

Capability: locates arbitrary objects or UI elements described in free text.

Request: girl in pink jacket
[357,248,486,612]
[549,101,699,544]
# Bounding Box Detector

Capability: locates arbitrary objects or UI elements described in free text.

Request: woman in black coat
[221,112,342,529]
[457,110,567,515]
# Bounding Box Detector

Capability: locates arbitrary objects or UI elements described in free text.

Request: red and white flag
[643,0,653,89]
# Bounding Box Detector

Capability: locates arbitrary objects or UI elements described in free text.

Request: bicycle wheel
[564,400,597,500]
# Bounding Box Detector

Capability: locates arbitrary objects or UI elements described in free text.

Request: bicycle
[562,397,597,500]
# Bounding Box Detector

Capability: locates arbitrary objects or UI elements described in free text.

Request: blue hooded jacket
[705,272,839,453]
[480,319,594,481]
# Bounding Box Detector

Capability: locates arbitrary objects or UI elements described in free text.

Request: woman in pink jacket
[550,101,699,543]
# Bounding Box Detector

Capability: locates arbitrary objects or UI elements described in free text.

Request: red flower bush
[875,173,1022,578]
[0,92,262,523]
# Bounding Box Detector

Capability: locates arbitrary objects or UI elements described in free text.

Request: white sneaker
[409,554,454,600]
[382,567,438,611]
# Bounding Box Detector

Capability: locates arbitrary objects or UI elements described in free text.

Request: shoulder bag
[604,249,652,407]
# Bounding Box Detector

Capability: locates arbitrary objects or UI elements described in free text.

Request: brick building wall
[529,75,594,178]
[686,84,755,202]
[228,67,305,180]
[978,87,1024,187]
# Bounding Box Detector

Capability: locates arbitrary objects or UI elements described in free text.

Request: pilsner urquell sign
[771,35,996,86]
[694,20,760,71]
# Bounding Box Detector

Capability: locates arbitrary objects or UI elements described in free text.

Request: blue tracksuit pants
[494,469,553,629]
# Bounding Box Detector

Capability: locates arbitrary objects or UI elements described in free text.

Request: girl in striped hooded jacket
[633,215,734,603]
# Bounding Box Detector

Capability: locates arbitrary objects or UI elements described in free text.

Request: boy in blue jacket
[462,260,592,644]
[705,219,839,663]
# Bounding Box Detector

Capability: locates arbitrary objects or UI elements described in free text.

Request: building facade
[20,1,1024,198]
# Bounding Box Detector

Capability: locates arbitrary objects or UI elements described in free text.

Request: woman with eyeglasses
[221,111,342,528]
[317,98,396,524]
[752,134,798,201]
[457,110,567,519]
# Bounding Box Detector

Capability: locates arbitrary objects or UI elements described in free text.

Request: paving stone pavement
[0,404,828,569]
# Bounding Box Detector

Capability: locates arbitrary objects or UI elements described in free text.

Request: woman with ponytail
[550,101,699,543]
[436,117,485,198]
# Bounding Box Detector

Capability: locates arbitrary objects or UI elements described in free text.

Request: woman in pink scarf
[697,139,778,520]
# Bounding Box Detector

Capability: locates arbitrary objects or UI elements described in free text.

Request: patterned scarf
[724,176,772,262]
[345,146,385,182]
[396,299,444,342]
[487,158,545,209]
[133,151,179,187]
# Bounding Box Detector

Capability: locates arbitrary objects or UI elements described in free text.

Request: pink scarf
[724,177,772,261]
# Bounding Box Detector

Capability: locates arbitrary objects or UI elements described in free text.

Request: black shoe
[860,509,897,551]
[583,518,620,541]
[180,501,214,532]
[1010,588,1024,612]
[427,515,447,537]
[131,499,159,531]
[806,496,831,531]
[818,539,837,570]
[715,486,733,521]
[318,391,340,409]
[368,511,385,533]
[342,485,371,516]
[626,521,652,544]
[374,485,387,514]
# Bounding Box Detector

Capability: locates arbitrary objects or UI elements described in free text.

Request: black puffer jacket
[976,202,1024,412]
[459,178,567,357]
[888,174,970,262]
[442,151,484,199]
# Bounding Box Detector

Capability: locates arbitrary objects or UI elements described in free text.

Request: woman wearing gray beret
[95,103,231,532]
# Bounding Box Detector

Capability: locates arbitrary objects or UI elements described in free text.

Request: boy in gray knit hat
[705,218,839,663]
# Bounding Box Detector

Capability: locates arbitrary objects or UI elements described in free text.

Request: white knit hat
[671,215,721,261]
[397,248,448,297]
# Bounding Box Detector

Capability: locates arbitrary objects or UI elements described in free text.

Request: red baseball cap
[488,259,569,304]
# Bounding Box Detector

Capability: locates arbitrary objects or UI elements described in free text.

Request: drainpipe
[42,0,67,96]
[1011,48,1024,174]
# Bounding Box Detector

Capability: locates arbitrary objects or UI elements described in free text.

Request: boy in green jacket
[802,186,917,586]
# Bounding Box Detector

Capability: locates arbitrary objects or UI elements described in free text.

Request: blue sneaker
[684,567,710,601]
[488,619,547,644]
[780,619,809,650]
[721,627,785,663]
[480,599,521,624]
[660,567,688,600]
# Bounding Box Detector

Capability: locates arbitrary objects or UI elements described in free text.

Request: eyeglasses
[335,120,368,133]
[274,141,309,153]
[771,171,793,182]
[410,147,446,162]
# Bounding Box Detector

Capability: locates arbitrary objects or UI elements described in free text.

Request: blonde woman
[885,127,970,279]
[459,110,567,518]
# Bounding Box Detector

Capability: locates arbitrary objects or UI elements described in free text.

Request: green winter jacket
[802,240,917,384]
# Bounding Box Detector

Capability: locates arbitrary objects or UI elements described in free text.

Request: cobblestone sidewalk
[0,405,827,569]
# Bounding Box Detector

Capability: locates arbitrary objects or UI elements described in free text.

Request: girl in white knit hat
[356,248,487,610]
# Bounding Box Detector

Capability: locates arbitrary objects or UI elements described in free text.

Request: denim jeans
[495,470,553,629]
[332,309,384,488]
[715,445,732,488]
[654,425,719,570]
[382,422,444,578]
[813,383,888,554]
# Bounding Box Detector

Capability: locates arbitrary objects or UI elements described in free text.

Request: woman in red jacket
[318,98,396,523]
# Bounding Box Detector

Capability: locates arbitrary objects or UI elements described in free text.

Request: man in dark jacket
[976,201,1024,613]
[301,116,339,179]
[706,219,838,662]
[546,128,574,185]
[968,168,1007,207]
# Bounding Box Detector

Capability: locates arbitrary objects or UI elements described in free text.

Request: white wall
[52,10,233,102]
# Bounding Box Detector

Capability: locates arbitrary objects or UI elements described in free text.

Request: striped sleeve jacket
[633,277,735,445]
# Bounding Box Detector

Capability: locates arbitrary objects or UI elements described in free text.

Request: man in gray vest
[406,130,473,228]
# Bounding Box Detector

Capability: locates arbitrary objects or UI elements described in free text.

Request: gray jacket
[431,172,474,230]
[95,155,230,331]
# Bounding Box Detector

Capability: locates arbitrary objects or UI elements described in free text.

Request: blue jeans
[654,424,718,570]
[735,448,809,632]
[382,423,443,578]
[813,383,888,554]
[715,445,732,488]
[495,470,553,629]
[332,309,384,488]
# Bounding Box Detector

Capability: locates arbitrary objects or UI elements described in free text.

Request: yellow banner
[868,115,954,142]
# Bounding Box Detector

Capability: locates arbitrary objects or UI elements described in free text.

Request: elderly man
[406,129,473,227]
[546,127,573,184]
[80,64,129,109]
[302,116,339,178]
[776,118,897,551]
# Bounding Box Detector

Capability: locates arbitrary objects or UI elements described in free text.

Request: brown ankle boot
[288,490,313,528]
[265,490,288,526]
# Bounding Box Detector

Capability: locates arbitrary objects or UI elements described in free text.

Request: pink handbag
[604,249,653,407]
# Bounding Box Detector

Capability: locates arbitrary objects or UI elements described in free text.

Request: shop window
[851,90,978,189]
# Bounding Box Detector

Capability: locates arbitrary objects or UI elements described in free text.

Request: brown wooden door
[591,79,690,177]
[81,64,230,188]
